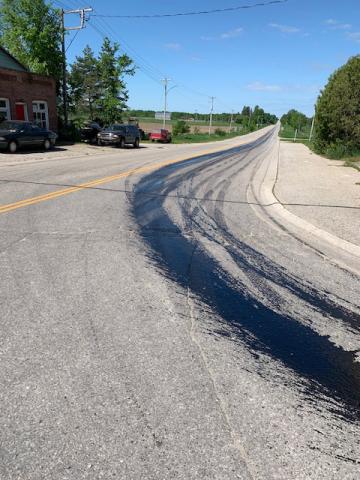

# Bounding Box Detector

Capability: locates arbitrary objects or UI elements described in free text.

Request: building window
[32,101,49,129]
[0,98,11,121]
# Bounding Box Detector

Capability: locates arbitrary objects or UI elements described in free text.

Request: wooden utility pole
[61,7,93,126]
[209,96,215,135]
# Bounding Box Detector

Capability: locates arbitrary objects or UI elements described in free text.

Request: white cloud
[347,32,360,43]
[246,81,282,92]
[325,19,352,30]
[164,43,181,50]
[189,55,202,62]
[221,27,243,39]
[201,27,243,41]
[269,23,301,34]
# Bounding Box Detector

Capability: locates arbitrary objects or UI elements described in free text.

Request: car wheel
[133,138,140,148]
[8,141,17,153]
[119,137,125,148]
[44,139,51,151]
[91,136,97,144]
[98,139,103,146]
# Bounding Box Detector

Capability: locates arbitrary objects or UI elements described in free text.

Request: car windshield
[0,121,24,132]
[104,125,121,132]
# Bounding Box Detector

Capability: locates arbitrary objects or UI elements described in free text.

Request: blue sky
[60,0,360,117]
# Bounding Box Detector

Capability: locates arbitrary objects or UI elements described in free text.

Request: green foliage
[280,122,311,139]
[127,106,277,126]
[214,128,226,136]
[68,46,100,119]
[281,109,310,131]
[173,120,190,136]
[0,0,62,81]
[241,106,252,117]
[68,37,135,125]
[314,55,360,157]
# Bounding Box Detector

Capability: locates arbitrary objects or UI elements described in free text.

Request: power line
[86,15,164,85]
[55,1,242,113]
[65,29,80,52]
[90,0,289,19]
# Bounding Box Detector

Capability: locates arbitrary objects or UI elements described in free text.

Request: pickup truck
[149,129,172,143]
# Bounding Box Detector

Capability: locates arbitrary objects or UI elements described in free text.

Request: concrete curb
[252,134,360,274]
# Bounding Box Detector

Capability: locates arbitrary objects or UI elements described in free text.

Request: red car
[149,129,172,143]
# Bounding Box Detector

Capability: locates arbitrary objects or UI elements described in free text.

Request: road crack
[186,244,257,480]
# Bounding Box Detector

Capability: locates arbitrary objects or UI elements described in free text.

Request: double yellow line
[0,147,221,215]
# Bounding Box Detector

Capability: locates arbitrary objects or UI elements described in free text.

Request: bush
[323,141,356,159]
[314,55,360,156]
[214,128,226,137]
[173,120,190,136]
[58,122,81,142]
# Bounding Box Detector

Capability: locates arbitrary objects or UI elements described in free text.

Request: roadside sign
[155,112,171,121]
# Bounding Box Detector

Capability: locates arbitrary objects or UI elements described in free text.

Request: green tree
[68,46,100,119]
[314,55,360,155]
[68,38,135,124]
[241,106,252,118]
[0,0,62,81]
[97,37,135,124]
[281,109,309,131]
[173,120,190,136]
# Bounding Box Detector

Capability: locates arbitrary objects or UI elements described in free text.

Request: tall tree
[281,109,309,131]
[97,37,135,124]
[68,46,100,119]
[315,55,360,154]
[68,38,135,124]
[0,0,62,81]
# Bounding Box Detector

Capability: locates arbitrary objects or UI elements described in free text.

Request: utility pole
[162,78,170,129]
[209,96,215,135]
[61,7,92,126]
[61,12,68,127]
[162,78,176,129]
[229,110,234,132]
[309,113,316,142]
[294,128,298,143]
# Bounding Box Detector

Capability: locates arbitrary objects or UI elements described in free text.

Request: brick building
[0,47,57,131]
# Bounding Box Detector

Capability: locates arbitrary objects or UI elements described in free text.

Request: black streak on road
[132,141,360,423]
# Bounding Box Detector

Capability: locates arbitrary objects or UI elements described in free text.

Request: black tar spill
[132,134,360,423]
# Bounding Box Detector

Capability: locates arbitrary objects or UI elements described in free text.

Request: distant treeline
[127,106,278,127]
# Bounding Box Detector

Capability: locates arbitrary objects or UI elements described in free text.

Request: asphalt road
[0,129,359,479]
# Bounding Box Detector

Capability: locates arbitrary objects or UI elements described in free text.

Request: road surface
[1,128,359,479]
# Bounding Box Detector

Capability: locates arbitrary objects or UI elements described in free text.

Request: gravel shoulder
[275,142,360,246]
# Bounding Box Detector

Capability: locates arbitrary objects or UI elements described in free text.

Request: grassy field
[279,123,311,140]
[137,116,229,127]
[280,138,312,147]
[171,131,243,144]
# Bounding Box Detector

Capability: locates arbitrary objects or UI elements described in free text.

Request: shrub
[58,122,81,142]
[314,55,360,156]
[173,120,190,136]
[214,128,226,137]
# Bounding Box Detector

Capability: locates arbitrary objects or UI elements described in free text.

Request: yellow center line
[0,145,227,215]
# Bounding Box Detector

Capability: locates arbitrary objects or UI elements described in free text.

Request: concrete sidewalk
[275,142,360,247]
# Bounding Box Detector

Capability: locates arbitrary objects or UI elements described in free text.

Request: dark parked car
[0,121,57,153]
[80,121,102,144]
[97,124,140,148]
